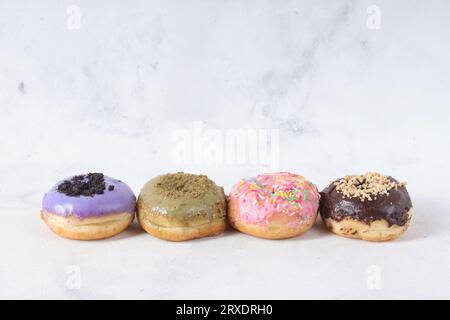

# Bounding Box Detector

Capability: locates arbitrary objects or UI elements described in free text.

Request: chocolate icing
[319,177,412,226]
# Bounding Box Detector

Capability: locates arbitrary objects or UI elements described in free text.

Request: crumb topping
[57,173,114,197]
[334,172,406,202]
[155,172,215,199]
[57,173,108,197]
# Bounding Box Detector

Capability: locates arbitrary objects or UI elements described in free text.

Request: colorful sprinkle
[229,172,319,225]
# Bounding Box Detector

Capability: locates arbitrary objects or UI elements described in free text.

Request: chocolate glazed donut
[320,173,413,241]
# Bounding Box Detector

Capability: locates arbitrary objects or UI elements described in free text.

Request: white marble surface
[1,0,449,299]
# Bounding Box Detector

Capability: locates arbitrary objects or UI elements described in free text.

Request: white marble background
[0,0,449,299]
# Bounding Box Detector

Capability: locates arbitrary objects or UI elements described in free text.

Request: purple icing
[42,175,136,219]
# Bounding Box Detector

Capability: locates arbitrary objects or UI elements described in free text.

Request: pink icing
[229,172,319,227]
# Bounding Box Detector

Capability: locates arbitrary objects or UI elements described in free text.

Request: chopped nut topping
[334,172,406,201]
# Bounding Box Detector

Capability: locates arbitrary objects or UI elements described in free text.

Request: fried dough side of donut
[322,209,412,242]
[137,198,226,241]
[41,211,134,240]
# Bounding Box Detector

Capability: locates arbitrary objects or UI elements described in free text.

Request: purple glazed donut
[41,173,136,240]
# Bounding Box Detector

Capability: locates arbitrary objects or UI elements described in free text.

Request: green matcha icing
[139,172,226,221]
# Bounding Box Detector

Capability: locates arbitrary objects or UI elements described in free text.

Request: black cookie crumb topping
[57,173,107,197]
[108,185,115,191]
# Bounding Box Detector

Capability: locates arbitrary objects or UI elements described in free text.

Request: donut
[137,172,227,241]
[41,173,136,240]
[320,172,413,241]
[228,172,320,239]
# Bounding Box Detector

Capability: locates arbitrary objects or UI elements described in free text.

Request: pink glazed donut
[228,172,320,239]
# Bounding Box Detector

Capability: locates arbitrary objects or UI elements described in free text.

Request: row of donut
[41,171,413,242]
